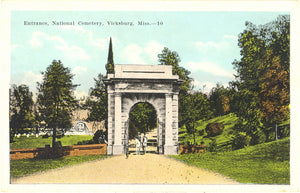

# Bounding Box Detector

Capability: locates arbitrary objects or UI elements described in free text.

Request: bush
[205,122,224,137]
[198,129,205,136]
[232,132,251,150]
[93,130,107,144]
[208,138,217,152]
[76,139,94,145]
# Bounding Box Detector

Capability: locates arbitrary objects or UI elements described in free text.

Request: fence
[10,144,107,160]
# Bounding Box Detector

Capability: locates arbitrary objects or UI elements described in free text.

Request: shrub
[198,130,205,136]
[250,129,266,145]
[232,132,251,150]
[93,130,107,144]
[205,122,224,137]
[208,138,217,152]
[76,139,94,145]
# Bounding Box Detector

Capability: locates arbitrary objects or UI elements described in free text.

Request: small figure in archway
[135,136,141,155]
[142,133,148,154]
[125,141,129,159]
[98,133,107,144]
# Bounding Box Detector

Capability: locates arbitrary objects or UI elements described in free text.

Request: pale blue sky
[11,11,288,98]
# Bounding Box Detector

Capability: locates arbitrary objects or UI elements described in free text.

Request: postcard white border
[1,1,299,193]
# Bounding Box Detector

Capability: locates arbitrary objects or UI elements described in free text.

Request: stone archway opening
[105,64,183,155]
[128,102,158,154]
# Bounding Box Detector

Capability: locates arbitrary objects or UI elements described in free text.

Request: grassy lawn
[10,135,93,149]
[179,113,239,146]
[10,155,108,178]
[171,137,290,184]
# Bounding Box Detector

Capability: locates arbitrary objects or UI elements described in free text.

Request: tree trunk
[275,123,278,140]
[52,126,57,148]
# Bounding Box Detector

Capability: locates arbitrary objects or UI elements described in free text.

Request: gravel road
[11,154,239,184]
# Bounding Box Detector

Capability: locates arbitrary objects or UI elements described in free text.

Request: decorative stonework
[105,65,182,155]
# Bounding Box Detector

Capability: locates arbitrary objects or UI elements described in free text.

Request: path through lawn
[11,154,239,184]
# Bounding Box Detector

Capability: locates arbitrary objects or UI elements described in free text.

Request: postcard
[1,1,299,193]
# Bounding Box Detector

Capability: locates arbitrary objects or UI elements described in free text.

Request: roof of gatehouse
[107,64,180,80]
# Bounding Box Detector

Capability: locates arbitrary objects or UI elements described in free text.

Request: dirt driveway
[11,154,238,184]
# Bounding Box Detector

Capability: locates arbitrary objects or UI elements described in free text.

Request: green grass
[179,113,239,146]
[10,135,93,149]
[171,137,290,184]
[10,155,108,178]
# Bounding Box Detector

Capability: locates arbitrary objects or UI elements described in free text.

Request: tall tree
[37,60,78,148]
[183,90,212,144]
[158,47,192,127]
[84,73,108,124]
[209,84,231,117]
[232,15,290,145]
[258,49,289,139]
[9,84,35,141]
[105,37,114,73]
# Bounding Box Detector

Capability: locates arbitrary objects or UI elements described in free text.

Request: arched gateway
[105,64,183,155]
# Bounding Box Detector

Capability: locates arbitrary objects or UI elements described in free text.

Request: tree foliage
[129,103,157,138]
[182,91,212,144]
[158,47,193,127]
[209,84,231,116]
[9,84,36,141]
[105,37,114,73]
[37,60,78,147]
[84,73,108,123]
[232,15,290,145]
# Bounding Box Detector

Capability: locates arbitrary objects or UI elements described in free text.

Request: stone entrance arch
[105,64,183,155]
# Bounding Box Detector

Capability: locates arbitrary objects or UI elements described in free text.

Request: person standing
[142,133,148,154]
[135,136,141,155]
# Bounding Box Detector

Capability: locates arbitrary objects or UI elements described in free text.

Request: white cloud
[223,34,238,41]
[144,41,165,63]
[73,90,88,100]
[22,71,43,87]
[187,61,234,79]
[29,31,47,48]
[192,80,216,94]
[11,44,23,51]
[58,25,108,50]
[72,66,87,76]
[194,34,237,52]
[120,41,165,64]
[12,71,43,99]
[29,31,90,60]
[121,44,145,64]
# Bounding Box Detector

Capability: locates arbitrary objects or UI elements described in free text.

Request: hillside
[171,137,290,184]
[179,113,290,151]
[179,113,239,147]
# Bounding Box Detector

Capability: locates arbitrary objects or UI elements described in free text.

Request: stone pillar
[164,93,177,154]
[173,93,179,153]
[107,92,113,155]
[113,92,123,154]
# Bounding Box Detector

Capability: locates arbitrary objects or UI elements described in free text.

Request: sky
[11,11,288,99]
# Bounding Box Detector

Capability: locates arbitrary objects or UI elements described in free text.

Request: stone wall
[10,144,107,160]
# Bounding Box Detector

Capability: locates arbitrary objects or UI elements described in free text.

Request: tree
[9,84,35,141]
[37,60,78,148]
[183,90,212,144]
[84,73,108,123]
[258,49,289,139]
[105,37,114,73]
[158,47,192,127]
[129,102,157,137]
[232,15,290,145]
[209,84,231,117]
